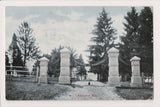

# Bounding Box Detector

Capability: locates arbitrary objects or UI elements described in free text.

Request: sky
[5,6,144,63]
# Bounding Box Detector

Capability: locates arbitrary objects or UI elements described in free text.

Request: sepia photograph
[5,6,153,100]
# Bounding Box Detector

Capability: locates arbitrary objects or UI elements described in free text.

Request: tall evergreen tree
[48,46,63,77]
[119,7,140,79]
[89,8,117,81]
[77,54,86,76]
[139,7,153,75]
[67,46,78,68]
[5,52,10,71]
[18,22,40,66]
[8,33,24,68]
[120,7,153,79]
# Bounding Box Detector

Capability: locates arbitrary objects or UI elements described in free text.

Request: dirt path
[55,81,123,100]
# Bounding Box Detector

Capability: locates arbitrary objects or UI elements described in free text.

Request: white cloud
[56,10,83,21]
[23,14,40,21]
[67,12,83,21]
[55,10,64,16]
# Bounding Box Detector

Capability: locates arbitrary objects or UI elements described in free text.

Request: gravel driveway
[55,81,123,100]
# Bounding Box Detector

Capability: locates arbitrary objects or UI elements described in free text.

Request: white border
[1,0,160,107]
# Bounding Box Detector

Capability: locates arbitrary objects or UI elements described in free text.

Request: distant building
[87,72,97,81]
[71,67,77,78]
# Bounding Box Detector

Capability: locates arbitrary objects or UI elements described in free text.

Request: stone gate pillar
[130,56,142,87]
[38,57,49,84]
[108,47,120,87]
[59,48,71,84]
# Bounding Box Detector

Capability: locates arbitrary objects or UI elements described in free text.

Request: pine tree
[119,7,153,80]
[48,46,63,77]
[77,54,86,77]
[67,46,78,68]
[119,7,141,80]
[139,7,153,75]
[89,8,117,81]
[18,22,40,66]
[8,33,24,68]
[5,52,10,70]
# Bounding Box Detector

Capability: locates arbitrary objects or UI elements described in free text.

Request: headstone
[130,56,142,87]
[59,48,71,84]
[38,57,49,84]
[108,47,120,87]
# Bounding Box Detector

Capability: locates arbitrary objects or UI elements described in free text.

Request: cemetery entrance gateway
[38,47,143,88]
[59,48,71,84]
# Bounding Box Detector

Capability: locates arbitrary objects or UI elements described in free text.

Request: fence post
[59,48,71,84]
[130,56,142,87]
[36,66,39,82]
[10,64,13,76]
[38,57,49,84]
[142,72,145,86]
[108,47,120,87]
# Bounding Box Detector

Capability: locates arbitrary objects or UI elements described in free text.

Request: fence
[6,66,30,77]
[142,72,153,87]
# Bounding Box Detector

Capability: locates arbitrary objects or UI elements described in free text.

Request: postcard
[0,0,160,107]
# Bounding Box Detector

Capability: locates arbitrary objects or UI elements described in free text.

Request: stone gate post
[59,48,71,84]
[108,47,120,87]
[130,56,142,87]
[38,57,49,84]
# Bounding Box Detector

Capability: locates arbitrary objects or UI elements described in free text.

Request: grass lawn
[115,82,153,100]
[6,76,153,100]
[6,80,72,100]
[116,88,153,100]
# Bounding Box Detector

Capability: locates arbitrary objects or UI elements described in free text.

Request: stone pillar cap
[130,56,141,61]
[108,47,119,53]
[39,57,49,61]
[60,48,70,53]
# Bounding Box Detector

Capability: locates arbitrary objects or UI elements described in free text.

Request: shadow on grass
[6,80,72,100]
